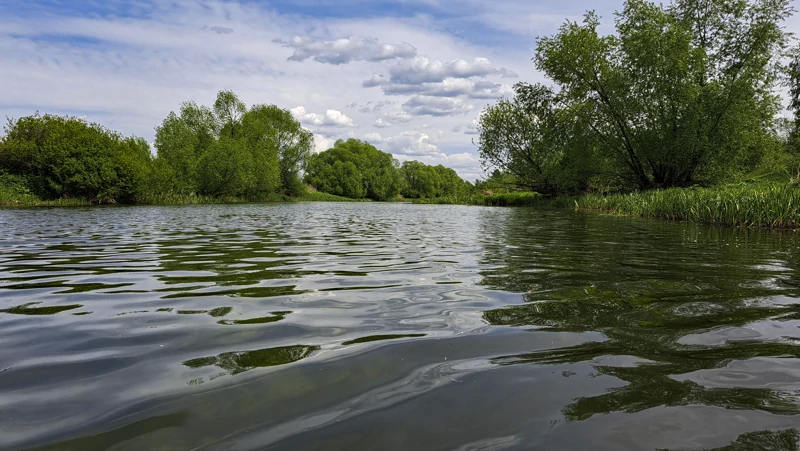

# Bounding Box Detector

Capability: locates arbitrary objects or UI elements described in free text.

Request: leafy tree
[0,113,152,203]
[477,83,598,194]
[153,91,310,198]
[481,0,794,192]
[398,160,472,198]
[242,105,312,196]
[400,160,439,198]
[305,139,402,201]
[788,46,800,154]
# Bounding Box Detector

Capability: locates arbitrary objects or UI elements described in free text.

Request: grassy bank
[408,181,800,230]
[1,181,361,207]
[411,192,541,206]
[571,182,800,229]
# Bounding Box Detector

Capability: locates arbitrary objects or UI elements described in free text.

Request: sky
[1,0,794,182]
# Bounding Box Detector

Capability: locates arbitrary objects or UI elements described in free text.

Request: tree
[0,113,152,203]
[476,83,597,194]
[788,45,800,154]
[490,0,795,191]
[305,139,402,201]
[242,105,312,196]
[153,91,311,198]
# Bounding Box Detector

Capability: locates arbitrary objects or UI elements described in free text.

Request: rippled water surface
[2,203,800,450]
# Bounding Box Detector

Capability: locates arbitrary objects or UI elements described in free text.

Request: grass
[1,183,362,208]
[0,174,91,207]
[412,192,541,206]
[572,182,800,229]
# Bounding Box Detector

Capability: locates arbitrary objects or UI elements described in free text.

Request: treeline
[0,91,472,204]
[477,0,800,195]
[305,138,472,200]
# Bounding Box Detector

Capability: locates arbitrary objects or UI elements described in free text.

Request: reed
[412,192,541,206]
[574,182,800,229]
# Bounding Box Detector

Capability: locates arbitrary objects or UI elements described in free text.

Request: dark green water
[1,203,800,450]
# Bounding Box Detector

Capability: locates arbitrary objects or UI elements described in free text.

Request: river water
[1,203,799,450]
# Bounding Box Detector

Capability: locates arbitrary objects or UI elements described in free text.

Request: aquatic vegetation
[574,183,800,229]
[412,192,541,206]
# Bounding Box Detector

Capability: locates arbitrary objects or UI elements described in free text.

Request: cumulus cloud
[291,106,356,127]
[362,74,391,88]
[377,111,414,124]
[402,96,473,117]
[452,117,481,135]
[275,36,417,65]
[366,56,515,86]
[374,119,391,128]
[365,131,441,156]
[498,68,519,78]
[313,134,336,153]
[347,100,394,113]
[380,78,512,99]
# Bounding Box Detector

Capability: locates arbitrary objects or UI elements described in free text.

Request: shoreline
[5,183,800,231]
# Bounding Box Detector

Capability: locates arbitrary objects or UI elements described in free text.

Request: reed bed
[412,192,541,206]
[576,183,800,229]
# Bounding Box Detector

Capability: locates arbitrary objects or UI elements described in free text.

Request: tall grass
[412,192,541,206]
[2,180,362,207]
[575,183,800,229]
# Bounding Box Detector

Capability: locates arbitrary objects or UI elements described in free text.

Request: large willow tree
[479,0,794,191]
[154,90,312,197]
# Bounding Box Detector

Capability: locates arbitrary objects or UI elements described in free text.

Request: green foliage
[152,91,310,199]
[305,139,402,201]
[479,0,795,193]
[788,46,800,154]
[477,84,597,194]
[412,192,541,206]
[0,114,152,203]
[574,182,800,228]
[400,160,472,198]
[305,139,472,201]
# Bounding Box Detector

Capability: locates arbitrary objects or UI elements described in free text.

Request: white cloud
[402,96,474,116]
[347,100,395,113]
[0,0,545,180]
[362,74,391,88]
[313,134,336,153]
[291,106,356,127]
[453,116,481,135]
[370,56,516,86]
[365,131,441,156]
[380,78,512,99]
[275,36,417,65]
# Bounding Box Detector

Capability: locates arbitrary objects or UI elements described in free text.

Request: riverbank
[0,183,359,207]
[409,181,800,230]
[570,182,800,229]
[411,192,541,206]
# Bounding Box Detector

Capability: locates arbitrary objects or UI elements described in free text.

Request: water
[1,203,799,450]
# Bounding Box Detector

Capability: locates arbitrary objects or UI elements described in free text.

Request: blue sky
[6,0,775,180]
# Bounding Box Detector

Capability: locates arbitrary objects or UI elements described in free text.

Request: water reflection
[0,302,83,315]
[218,311,291,325]
[183,345,318,376]
[479,209,800,421]
[703,429,799,451]
[2,204,800,450]
[342,334,427,345]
